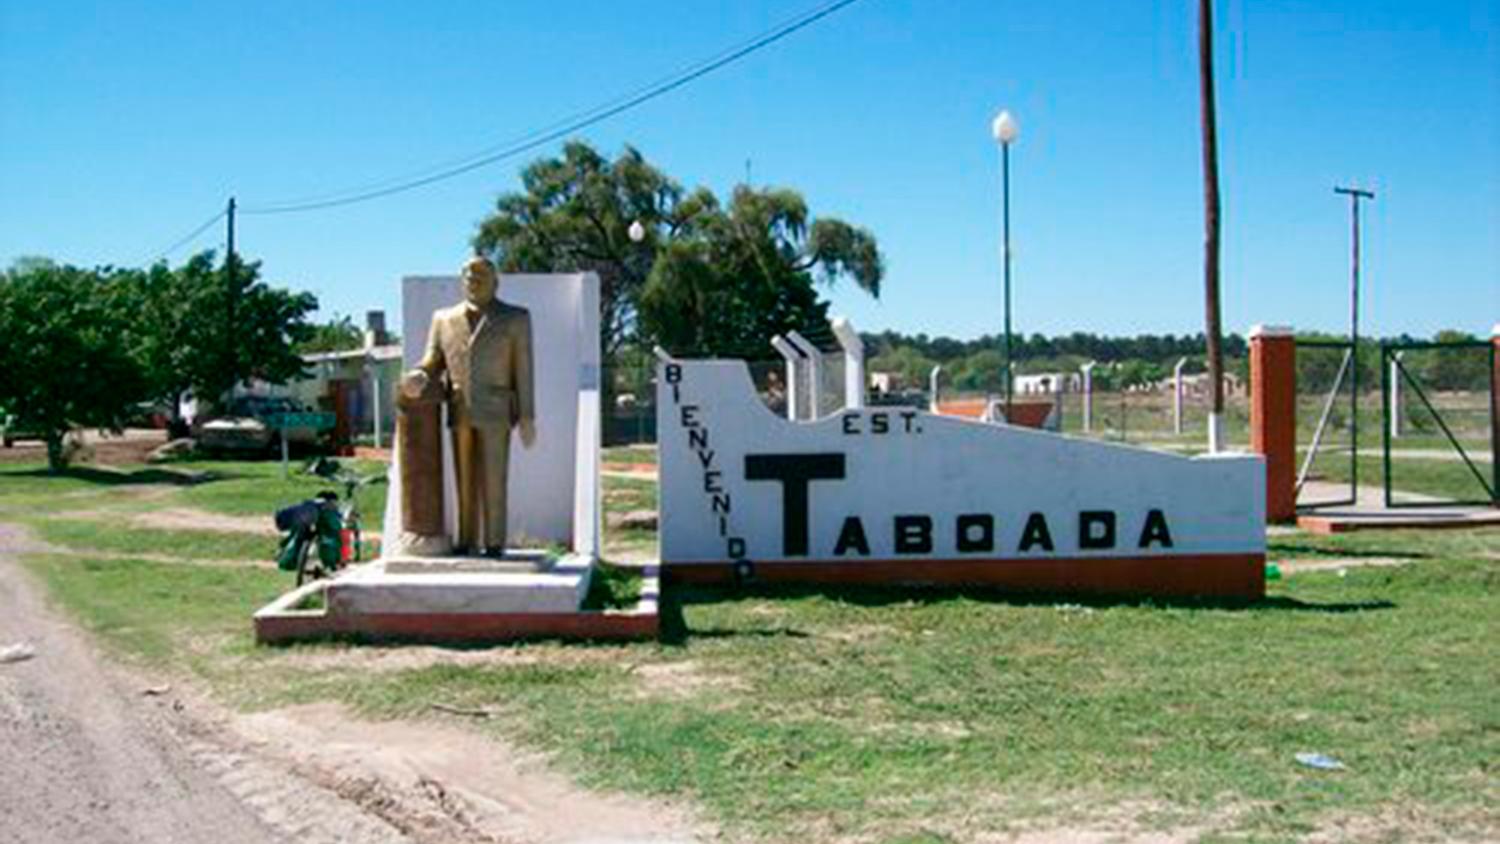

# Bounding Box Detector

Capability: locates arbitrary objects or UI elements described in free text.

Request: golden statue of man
[403,256,535,556]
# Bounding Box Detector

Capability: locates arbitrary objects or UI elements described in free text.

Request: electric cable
[242,0,865,215]
[136,208,227,268]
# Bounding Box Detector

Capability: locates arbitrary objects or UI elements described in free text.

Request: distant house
[869,371,898,394]
[227,311,402,447]
[1014,372,1082,395]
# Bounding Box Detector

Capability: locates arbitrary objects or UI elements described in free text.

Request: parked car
[1,410,44,447]
[197,396,328,454]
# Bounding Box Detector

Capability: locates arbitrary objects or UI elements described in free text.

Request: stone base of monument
[253,554,659,645]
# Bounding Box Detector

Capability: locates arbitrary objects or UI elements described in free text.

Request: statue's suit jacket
[418,299,535,432]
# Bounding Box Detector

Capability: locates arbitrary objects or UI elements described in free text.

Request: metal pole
[224,196,239,410]
[1080,362,1095,434]
[1335,186,1374,496]
[1389,351,1403,439]
[372,367,383,449]
[1382,344,1393,508]
[1002,141,1013,420]
[1173,357,1188,436]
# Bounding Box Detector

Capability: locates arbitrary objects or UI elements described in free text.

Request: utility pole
[225,196,238,406]
[1335,185,1374,493]
[1198,0,1226,453]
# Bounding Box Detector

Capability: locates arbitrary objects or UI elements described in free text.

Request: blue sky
[2,0,1494,341]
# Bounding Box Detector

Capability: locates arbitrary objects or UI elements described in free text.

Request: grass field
[3,457,1497,841]
[1299,454,1496,505]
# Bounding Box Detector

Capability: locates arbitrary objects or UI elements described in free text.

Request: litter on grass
[0,642,37,664]
[1295,752,1347,771]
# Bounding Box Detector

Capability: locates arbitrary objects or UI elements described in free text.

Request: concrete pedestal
[333,553,589,616]
[254,554,660,644]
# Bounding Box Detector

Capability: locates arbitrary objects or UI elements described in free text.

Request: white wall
[658,360,1264,564]
[402,273,600,548]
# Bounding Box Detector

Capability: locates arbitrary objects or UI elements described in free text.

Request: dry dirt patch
[1277,556,1415,574]
[630,659,746,701]
[266,641,626,674]
[236,702,707,844]
[133,507,279,535]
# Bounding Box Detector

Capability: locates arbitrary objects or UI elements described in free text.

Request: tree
[0,262,148,470]
[296,314,365,354]
[474,142,882,360]
[1415,330,1489,391]
[130,251,318,416]
[474,143,704,359]
[637,185,881,358]
[868,345,937,390]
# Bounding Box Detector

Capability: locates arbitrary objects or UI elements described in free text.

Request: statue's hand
[400,370,429,399]
[519,419,536,448]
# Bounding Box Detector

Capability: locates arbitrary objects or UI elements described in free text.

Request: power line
[137,208,227,268]
[242,0,865,215]
[244,3,851,211]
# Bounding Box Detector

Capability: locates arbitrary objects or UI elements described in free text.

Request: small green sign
[272,412,336,431]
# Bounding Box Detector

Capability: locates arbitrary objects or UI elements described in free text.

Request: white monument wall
[658,360,1264,565]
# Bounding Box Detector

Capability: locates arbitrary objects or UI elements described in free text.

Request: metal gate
[1295,339,1359,509]
[1381,340,1497,507]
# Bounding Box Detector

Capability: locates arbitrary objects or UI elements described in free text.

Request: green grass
[7,457,1497,840]
[19,528,1499,840]
[170,459,389,528]
[582,562,645,610]
[603,474,658,512]
[0,462,208,515]
[21,553,287,664]
[602,474,660,559]
[0,458,392,526]
[35,519,279,561]
[602,445,658,467]
[1302,454,1495,504]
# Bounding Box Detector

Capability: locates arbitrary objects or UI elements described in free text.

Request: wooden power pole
[1198,0,1225,452]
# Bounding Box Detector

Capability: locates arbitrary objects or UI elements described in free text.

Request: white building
[1014,372,1082,395]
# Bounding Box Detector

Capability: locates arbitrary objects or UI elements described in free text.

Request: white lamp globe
[628,220,647,243]
[991,110,1019,144]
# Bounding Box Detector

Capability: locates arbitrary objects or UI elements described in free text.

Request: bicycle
[273,457,386,586]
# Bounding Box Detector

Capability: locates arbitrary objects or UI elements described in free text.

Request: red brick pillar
[1250,325,1297,522]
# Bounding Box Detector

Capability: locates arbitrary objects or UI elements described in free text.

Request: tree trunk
[45,431,66,473]
[1199,0,1226,452]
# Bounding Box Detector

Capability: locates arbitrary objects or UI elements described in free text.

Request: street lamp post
[992,110,1019,420]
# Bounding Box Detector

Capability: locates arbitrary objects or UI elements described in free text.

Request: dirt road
[0,522,704,844]
[0,523,411,844]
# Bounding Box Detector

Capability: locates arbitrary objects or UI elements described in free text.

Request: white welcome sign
[658,360,1265,597]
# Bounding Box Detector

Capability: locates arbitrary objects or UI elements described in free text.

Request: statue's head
[461,256,498,307]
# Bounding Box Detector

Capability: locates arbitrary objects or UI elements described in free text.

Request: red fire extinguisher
[340,527,356,563]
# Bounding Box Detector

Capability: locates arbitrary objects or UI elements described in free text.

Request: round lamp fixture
[991,110,1019,145]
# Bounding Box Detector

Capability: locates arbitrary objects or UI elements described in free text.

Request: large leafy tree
[0,262,148,470]
[473,141,882,360]
[130,251,318,417]
[637,186,882,357]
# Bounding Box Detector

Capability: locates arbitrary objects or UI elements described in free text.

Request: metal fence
[604,360,799,446]
[1382,340,1496,506]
